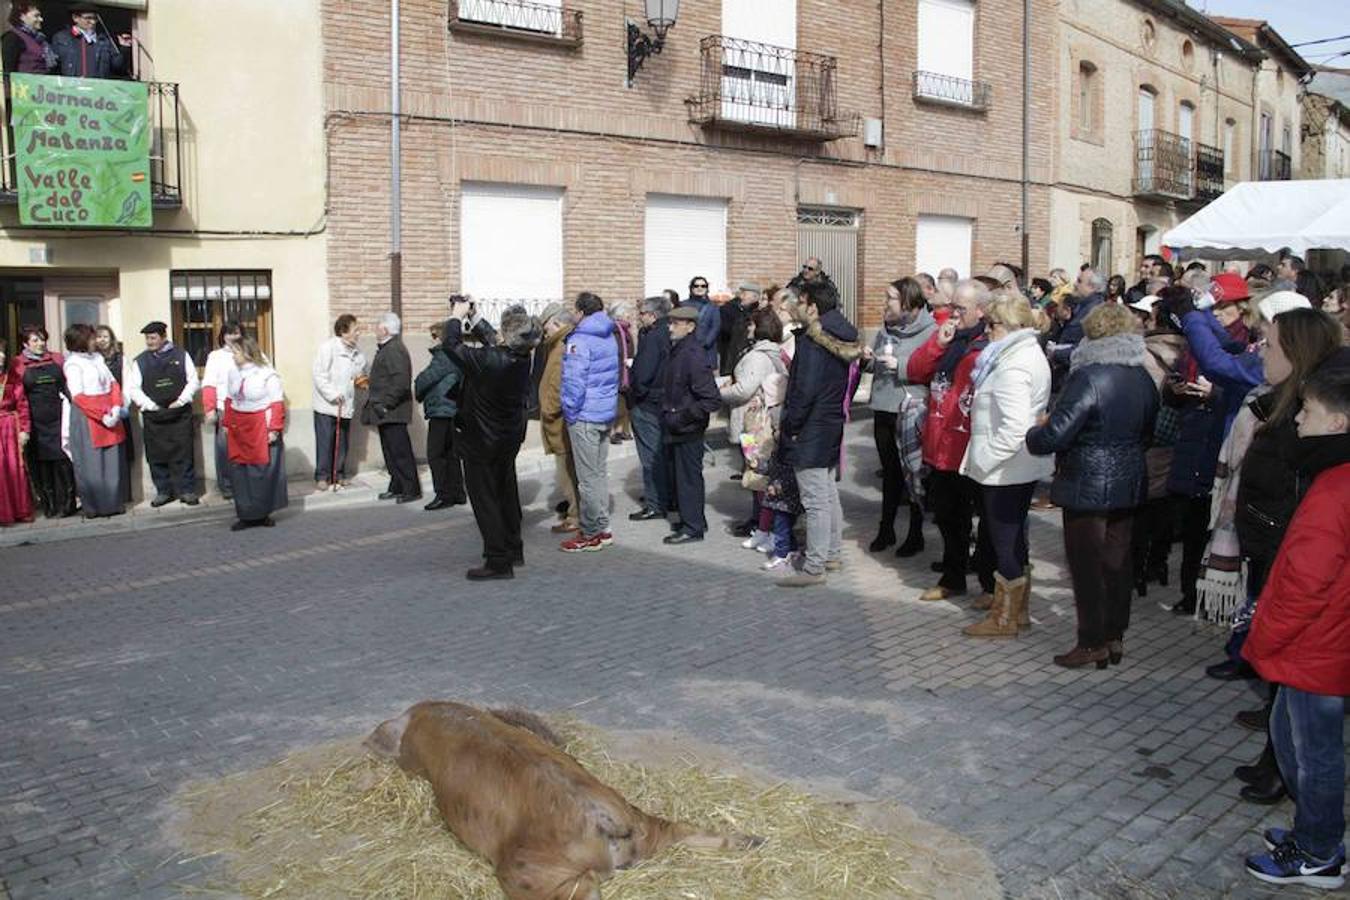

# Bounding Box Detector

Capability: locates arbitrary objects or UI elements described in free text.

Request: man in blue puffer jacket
[561,292,621,551]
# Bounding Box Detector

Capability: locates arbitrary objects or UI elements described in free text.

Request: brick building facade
[323,0,1057,331]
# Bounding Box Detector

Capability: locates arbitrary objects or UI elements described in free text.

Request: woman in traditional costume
[12,326,75,517]
[62,323,127,518]
[0,339,35,524]
[223,337,287,530]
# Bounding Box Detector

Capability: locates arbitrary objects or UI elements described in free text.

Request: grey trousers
[568,420,611,536]
[796,466,843,575]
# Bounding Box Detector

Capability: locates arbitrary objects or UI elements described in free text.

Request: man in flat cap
[661,305,723,544]
[126,321,200,506]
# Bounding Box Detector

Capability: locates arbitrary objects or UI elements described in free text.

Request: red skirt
[0,410,34,524]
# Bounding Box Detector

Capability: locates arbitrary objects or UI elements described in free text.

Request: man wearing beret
[126,321,200,506]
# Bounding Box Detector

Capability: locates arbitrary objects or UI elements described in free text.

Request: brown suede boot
[1017,564,1034,628]
[963,574,1022,638]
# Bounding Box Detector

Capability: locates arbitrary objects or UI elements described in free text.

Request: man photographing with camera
[440,298,542,581]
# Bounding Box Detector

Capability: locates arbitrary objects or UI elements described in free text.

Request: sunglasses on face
[803,265,819,272]
[692,283,708,289]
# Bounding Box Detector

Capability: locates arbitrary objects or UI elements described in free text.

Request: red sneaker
[560,534,604,553]
[597,532,614,546]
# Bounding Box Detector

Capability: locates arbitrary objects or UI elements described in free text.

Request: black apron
[20,357,66,461]
[136,347,194,465]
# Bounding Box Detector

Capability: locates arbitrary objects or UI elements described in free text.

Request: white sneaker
[763,554,792,571]
[742,529,769,550]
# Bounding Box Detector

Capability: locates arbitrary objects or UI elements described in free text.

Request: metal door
[797,207,859,324]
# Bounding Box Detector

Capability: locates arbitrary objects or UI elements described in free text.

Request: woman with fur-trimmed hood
[1027,303,1159,670]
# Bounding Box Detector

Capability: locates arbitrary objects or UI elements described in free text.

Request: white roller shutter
[644,195,728,298]
[721,0,795,47]
[917,0,974,81]
[460,182,563,308]
[915,214,973,280]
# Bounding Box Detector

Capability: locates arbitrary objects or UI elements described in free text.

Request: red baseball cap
[1210,272,1250,306]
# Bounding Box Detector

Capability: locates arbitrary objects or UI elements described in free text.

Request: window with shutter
[644,195,728,298]
[459,183,564,317]
[915,215,973,281]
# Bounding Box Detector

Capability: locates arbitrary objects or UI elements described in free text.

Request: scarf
[19,23,59,68]
[936,321,987,381]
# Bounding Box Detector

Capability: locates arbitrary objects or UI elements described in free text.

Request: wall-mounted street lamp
[627,0,679,83]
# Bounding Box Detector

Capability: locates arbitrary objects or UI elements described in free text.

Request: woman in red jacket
[906,279,991,603]
[1242,362,1350,888]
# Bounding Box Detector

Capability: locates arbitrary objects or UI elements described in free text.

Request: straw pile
[173,721,997,899]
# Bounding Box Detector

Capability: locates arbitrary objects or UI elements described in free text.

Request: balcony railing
[687,36,859,141]
[1193,142,1224,203]
[1133,129,1193,200]
[1258,149,1292,181]
[449,0,583,47]
[912,71,991,112]
[1,80,181,210]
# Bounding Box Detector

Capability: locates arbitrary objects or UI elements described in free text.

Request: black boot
[895,504,925,558]
[869,524,896,553]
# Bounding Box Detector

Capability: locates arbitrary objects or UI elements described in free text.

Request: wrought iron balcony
[1258,149,1291,181]
[912,71,991,112]
[1133,129,1193,200]
[1,80,182,211]
[449,0,583,47]
[1193,142,1225,204]
[687,36,860,141]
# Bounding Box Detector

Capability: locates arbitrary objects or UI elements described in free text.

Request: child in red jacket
[1243,362,1350,889]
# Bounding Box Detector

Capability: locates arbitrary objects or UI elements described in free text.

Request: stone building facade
[1049,2,1308,277]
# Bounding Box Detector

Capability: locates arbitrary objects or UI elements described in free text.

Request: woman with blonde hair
[959,292,1053,637]
[1027,303,1159,668]
[223,337,287,530]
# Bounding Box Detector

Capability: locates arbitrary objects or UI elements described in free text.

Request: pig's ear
[363,715,407,759]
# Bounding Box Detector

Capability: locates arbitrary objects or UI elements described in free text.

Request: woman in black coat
[1028,304,1159,669]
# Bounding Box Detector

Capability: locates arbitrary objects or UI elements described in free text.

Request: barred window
[169,271,273,368]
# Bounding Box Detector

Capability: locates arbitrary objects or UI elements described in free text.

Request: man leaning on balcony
[52,5,131,80]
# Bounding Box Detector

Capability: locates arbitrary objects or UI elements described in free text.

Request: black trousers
[981,481,1036,581]
[377,423,419,497]
[1131,495,1173,582]
[463,451,523,571]
[1063,508,1135,647]
[929,470,994,593]
[872,411,908,528]
[667,438,707,537]
[1172,493,1211,604]
[426,418,466,502]
[313,412,352,483]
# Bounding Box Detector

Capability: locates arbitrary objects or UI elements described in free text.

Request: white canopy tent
[1161,179,1350,261]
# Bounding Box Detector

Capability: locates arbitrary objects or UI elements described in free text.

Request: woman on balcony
[1,4,56,76]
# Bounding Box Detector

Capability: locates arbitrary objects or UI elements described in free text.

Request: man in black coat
[660,306,723,544]
[1049,269,1106,382]
[363,313,420,502]
[627,295,673,521]
[718,281,761,376]
[442,300,542,579]
[777,282,862,587]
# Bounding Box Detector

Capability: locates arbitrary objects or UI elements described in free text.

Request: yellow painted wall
[0,0,330,478]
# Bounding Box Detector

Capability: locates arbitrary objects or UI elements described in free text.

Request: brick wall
[322,0,1058,330]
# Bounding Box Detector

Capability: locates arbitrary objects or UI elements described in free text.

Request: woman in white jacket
[959,293,1053,638]
[721,309,788,553]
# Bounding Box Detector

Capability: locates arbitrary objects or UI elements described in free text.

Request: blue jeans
[772,511,797,558]
[630,405,670,514]
[1271,685,1346,860]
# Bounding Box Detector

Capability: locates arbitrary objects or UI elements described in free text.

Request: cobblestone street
[0,424,1312,898]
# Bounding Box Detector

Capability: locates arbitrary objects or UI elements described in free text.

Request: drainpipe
[390,0,403,317]
[1020,0,1030,276]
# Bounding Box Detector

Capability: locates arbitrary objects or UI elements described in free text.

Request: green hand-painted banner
[10,74,151,228]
